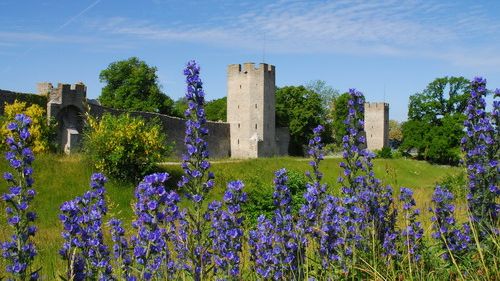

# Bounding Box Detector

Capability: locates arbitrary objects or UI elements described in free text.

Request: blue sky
[1,0,500,121]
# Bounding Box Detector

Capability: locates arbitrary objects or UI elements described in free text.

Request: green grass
[0,154,463,278]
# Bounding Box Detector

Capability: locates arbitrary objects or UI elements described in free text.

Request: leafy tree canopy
[408,76,470,123]
[205,97,227,122]
[306,80,339,112]
[276,86,325,155]
[401,76,470,164]
[330,92,353,145]
[172,97,188,118]
[99,57,174,115]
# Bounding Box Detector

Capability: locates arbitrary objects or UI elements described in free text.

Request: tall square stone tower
[227,63,277,158]
[364,102,389,151]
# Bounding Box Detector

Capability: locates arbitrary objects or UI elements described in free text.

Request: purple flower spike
[58,173,113,280]
[209,180,247,279]
[462,77,499,231]
[1,113,38,280]
[430,186,471,259]
[250,169,304,280]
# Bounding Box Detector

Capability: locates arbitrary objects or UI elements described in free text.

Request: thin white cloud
[3,1,499,67]
[0,31,101,45]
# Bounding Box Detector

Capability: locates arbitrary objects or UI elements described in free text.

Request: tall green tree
[401,77,470,164]
[329,92,356,146]
[306,80,339,112]
[408,76,470,123]
[205,97,227,122]
[99,57,174,114]
[172,97,188,118]
[276,86,324,155]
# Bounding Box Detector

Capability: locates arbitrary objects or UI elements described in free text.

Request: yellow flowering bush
[84,113,170,181]
[0,100,55,153]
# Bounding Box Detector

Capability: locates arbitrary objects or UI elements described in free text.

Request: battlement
[365,102,389,109]
[40,82,86,105]
[228,63,275,74]
[57,82,86,96]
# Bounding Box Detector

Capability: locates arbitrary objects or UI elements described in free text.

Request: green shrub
[83,113,170,181]
[390,150,404,159]
[436,170,468,200]
[375,147,393,159]
[243,170,307,224]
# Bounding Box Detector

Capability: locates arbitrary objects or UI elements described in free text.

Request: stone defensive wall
[0,89,231,158]
[0,89,47,114]
[88,103,231,158]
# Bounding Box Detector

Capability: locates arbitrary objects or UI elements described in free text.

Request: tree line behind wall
[97,57,481,164]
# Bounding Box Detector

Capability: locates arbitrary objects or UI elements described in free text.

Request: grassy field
[0,154,464,278]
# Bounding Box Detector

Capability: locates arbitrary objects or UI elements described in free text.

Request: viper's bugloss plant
[430,185,471,260]
[129,172,179,280]
[300,125,349,278]
[337,89,367,264]
[176,60,216,280]
[1,114,39,280]
[108,218,132,280]
[178,60,214,201]
[317,195,348,276]
[462,77,499,231]
[209,180,247,280]
[334,89,398,275]
[399,187,424,264]
[108,173,184,281]
[249,169,304,280]
[299,125,327,235]
[59,173,112,281]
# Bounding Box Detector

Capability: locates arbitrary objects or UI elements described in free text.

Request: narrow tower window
[255,104,257,108]
[255,124,257,130]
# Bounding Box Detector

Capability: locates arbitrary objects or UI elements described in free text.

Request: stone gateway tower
[41,82,87,154]
[364,102,389,151]
[227,63,278,158]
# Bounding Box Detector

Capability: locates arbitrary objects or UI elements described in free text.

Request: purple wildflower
[130,172,178,280]
[249,169,304,280]
[109,218,133,280]
[209,180,247,280]
[336,89,398,269]
[399,187,424,263]
[299,125,328,235]
[1,114,38,280]
[59,173,113,280]
[176,60,215,280]
[430,186,471,259]
[462,77,499,230]
[178,60,214,201]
